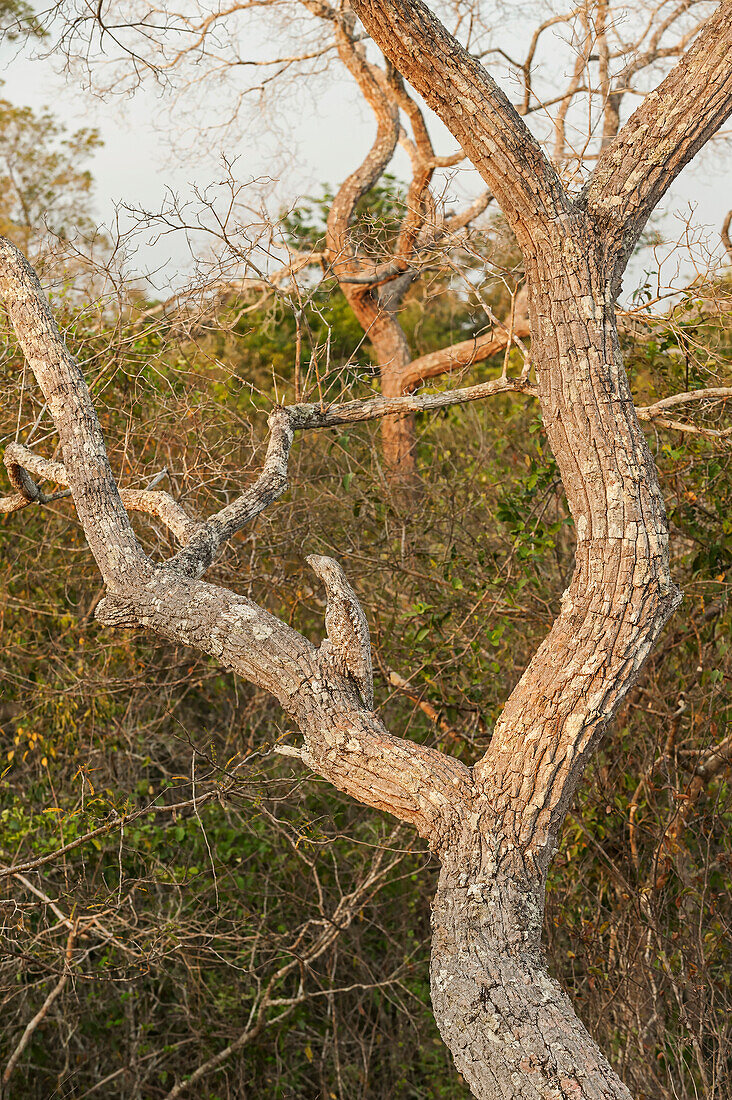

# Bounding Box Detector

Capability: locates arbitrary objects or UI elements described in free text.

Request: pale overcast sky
[2,11,730,297]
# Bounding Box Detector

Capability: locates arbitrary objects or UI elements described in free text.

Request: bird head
[306,554,341,586]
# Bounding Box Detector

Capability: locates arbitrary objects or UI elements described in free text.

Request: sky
[1,7,730,298]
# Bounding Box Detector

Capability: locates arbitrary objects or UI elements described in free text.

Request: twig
[2,923,76,1089]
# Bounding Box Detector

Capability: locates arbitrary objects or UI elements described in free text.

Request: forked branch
[349,0,571,243]
[0,233,471,849]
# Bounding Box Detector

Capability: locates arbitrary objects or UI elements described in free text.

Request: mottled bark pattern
[2,3,732,1096]
[346,0,731,1095]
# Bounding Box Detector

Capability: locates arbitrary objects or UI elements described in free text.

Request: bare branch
[636,385,732,426]
[324,11,400,275]
[350,0,571,244]
[399,324,530,392]
[0,442,199,542]
[639,416,732,438]
[637,386,732,415]
[285,374,536,430]
[6,868,139,958]
[386,669,462,743]
[583,3,732,276]
[2,924,76,1089]
[167,407,294,577]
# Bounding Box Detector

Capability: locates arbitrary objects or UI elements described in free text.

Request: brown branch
[350,0,571,245]
[6,868,138,958]
[640,417,732,438]
[636,386,732,437]
[440,189,493,235]
[518,12,575,116]
[324,11,400,275]
[386,669,462,743]
[399,322,531,392]
[0,789,243,880]
[387,71,438,262]
[635,386,732,417]
[162,842,406,1099]
[653,730,732,889]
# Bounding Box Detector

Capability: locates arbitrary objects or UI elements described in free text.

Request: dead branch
[2,923,76,1090]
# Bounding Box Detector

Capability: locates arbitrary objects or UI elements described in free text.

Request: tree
[49,0,723,482]
[0,98,102,262]
[1,4,732,1100]
[0,0,100,262]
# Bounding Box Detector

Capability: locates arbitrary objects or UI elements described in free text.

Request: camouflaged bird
[307,554,374,709]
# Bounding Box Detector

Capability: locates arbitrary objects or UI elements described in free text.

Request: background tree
[47,0,725,481]
[0,98,102,262]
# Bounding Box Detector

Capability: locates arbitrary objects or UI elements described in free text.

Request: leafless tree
[2,1,732,1098]
[48,0,726,483]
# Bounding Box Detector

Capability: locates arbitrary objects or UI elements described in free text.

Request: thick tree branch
[582,2,732,276]
[400,320,531,391]
[324,12,400,275]
[0,442,198,540]
[285,374,536,429]
[6,381,729,528]
[167,408,294,577]
[0,237,147,584]
[0,238,472,848]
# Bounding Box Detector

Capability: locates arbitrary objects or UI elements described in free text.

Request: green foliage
[0,97,102,256]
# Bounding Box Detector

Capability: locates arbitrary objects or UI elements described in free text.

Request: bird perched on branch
[307,554,374,709]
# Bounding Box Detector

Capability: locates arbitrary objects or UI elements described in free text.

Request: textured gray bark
[1,4,732,1095]
[344,0,732,1095]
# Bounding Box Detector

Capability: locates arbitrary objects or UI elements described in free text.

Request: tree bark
[423,227,679,1098]
[3,1,732,1095]
[346,0,732,1094]
[430,852,631,1100]
[342,283,417,480]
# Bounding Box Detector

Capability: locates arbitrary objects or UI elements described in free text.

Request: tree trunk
[4,2,732,1090]
[431,837,632,1100]
[421,222,679,1098]
[343,284,417,483]
[376,331,415,483]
